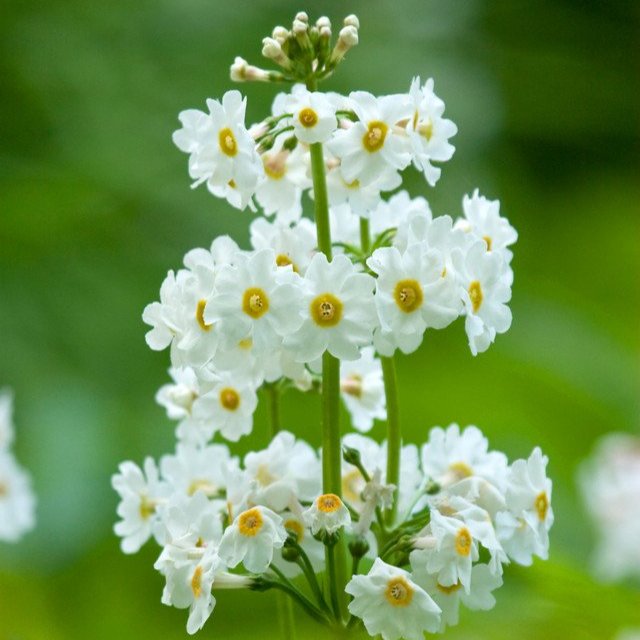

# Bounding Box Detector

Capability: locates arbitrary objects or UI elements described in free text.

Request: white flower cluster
[0,389,36,542]
[113,12,551,638]
[579,432,640,582]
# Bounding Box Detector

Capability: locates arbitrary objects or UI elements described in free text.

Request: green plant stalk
[382,355,401,526]
[267,383,281,436]
[359,217,370,255]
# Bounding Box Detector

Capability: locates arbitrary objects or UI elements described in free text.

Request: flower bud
[261,37,292,70]
[316,16,331,31]
[272,26,289,44]
[348,536,370,559]
[281,544,300,563]
[294,11,309,23]
[342,445,363,468]
[344,14,360,29]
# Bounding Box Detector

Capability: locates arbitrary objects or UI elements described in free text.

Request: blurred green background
[1,0,639,637]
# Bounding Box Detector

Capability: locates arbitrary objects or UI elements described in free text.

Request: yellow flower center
[449,461,473,479]
[344,179,360,189]
[384,576,414,607]
[238,507,264,537]
[298,107,319,128]
[284,518,305,543]
[363,120,388,152]
[317,493,342,513]
[191,565,203,598]
[219,387,240,411]
[483,235,493,251]
[341,374,363,398]
[342,469,364,505]
[275,254,298,272]
[242,287,270,319]
[255,464,277,487]
[238,338,253,350]
[418,119,433,141]
[196,299,213,332]
[436,581,462,595]
[139,495,155,521]
[263,152,287,180]
[535,491,549,521]
[310,293,343,327]
[468,280,483,313]
[218,127,238,157]
[455,527,472,556]
[187,479,217,497]
[393,279,424,313]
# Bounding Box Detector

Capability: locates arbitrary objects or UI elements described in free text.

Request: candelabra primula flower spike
[113,11,552,638]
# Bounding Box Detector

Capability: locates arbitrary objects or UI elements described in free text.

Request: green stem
[381,355,401,527]
[266,383,281,437]
[359,217,370,255]
[309,143,332,260]
[276,591,296,640]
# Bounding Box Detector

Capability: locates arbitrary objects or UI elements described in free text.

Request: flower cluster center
[242,287,270,319]
[384,576,414,607]
[310,293,343,327]
[468,280,483,313]
[238,507,264,536]
[455,527,472,556]
[317,493,342,513]
[393,279,423,313]
[218,127,238,157]
[219,387,240,411]
[298,107,319,128]
[535,491,549,521]
[363,120,388,152]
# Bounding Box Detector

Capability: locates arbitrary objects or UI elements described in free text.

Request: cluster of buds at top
[230,13,359,85]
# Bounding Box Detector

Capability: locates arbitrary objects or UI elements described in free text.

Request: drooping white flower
[218,505,287,574]
[205,249,304,353]
[328,91,412,186]
[173,90,263,210]
[368,243,462,356]
[112,457,170,553]
[249,217,317,277]
[456,189,517,266]
[340,346,386,433]
[0,450,36,542]
[304,493,351,535]
[283,253,377,362]
[191,370,259,442]
[496,447,553,566]
[346,558,441,640]
[452,239,512,356]
[413,563,502,631]
[0,389,14,451]
[405,77,457,186]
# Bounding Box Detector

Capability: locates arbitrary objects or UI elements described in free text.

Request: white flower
[241,431,321,511]
[352,468,395,537]
[112,457,169,553]
[0,450,36,542]
[420,424,508,492]
[272,509,325,578]
[0,389,14,450]
[346,558,441,640]
[452,239,512,355]
[304,493,351,535]
[340,346,386,432]
[191,370,259,442]
[255,142,310,224]
[205,249,303,353]
[173,90,263,210]
[371,190,432,246]
[284,86,338,144]
[156,367,200,422]
[283,253,377,362]
[405,77,457,186]
[368,244,461,356]
[456,189,517,265]
[579,433,640,581]
[218,505,287,573]
[413,563,502,631]
[328,91,412,186]
[249,217,317,277]
[496,447,553,566]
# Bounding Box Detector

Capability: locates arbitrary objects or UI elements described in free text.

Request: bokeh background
[1,0,639,638]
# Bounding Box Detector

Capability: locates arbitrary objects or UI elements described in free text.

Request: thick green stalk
[359,217,370,255]
[381,355,401,526]
[266,383,281,436]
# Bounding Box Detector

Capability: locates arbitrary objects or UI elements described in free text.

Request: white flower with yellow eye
[283,85,338,144]
[456,190,517,266]
[452,239,512,356]
[304,493,351,535]
[256,141,310,224]
[242,431,321,512]
[346,558,441,640]
[283,253,377,362]
[173,90,263,211]
[191,371,258,442]
[368,244,462,356]
[160,443,237,500]
[0,450,36,543]
[249,217,317,277]
[112,457,170,554]
[413,563,502,631]
[410,500,505,591]
[218,505,287,574]
[205,249,304,353]
[405,76,457,186]
[495,447,553,566]
[328,91,412,186]
[420,423,508,492]
[340,346,386,433]
[0,389,14,451]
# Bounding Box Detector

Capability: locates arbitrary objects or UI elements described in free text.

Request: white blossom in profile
[303,493,351,535]
[0,450,36,543]
[0,389,15,451]
[346,558,441,640]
